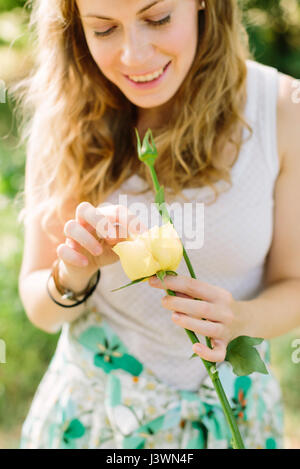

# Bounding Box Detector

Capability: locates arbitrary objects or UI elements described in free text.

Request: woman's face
[77,0,202,110]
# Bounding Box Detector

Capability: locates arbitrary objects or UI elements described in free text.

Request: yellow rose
[112,221,183,281]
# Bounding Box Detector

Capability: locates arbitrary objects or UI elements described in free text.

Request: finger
[57,243,88,267]
[161,296,227,322]
[171,313,224,339]
[76,202,147,244]
[65,237,90,263]
[173,292,193,299]
[66,237,81,251]
[76,202,114,241]
[64,220,103,256]
[99,205,147,244]
[76,212,97,237]
[115,204,148,236]
[149,274,228,303]
[76,202,115,240]
[192,340,227,363]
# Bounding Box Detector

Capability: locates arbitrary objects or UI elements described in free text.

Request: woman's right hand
[56,202,147,292]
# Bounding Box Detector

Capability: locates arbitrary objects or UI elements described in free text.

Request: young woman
[14,0,300,449]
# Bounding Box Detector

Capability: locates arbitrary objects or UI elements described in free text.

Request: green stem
[148,164,244,450]
[164,287,244,449]
[181,245,214,351]
[166,287,214,369]
[149,166,161,193]
[213,374,245,449]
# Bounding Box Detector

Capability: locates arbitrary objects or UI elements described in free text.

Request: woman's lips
[124,61,172,90]
[124,61,172,80]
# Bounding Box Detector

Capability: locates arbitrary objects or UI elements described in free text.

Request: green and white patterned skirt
[19,309,284,449]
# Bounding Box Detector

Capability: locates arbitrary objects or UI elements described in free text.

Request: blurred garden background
[0,0,300,449]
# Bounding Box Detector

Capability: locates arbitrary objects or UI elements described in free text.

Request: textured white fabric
[66,60,280,391]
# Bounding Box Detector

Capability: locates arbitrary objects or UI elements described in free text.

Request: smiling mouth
[125,60,172,83]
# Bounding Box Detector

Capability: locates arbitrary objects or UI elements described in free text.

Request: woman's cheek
[166,28,187,55]
[88,44,114,78]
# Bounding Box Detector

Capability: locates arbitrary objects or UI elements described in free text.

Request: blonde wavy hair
[11,0,253,243]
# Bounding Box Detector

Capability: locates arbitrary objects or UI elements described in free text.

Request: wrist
[232,299,254,339]
[47,260,101,309]
[58,260,94,295]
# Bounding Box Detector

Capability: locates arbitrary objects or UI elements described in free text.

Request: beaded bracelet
[47,259,101,308]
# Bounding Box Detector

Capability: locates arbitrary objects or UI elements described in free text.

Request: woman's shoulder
[276,72,300,173]
[245,60,298,173]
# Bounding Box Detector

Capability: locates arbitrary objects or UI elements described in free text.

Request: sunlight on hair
[9,0,253,244]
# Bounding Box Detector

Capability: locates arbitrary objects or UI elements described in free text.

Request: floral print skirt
[19,308,284,449]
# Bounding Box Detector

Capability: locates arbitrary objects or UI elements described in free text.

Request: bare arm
[19,268,94,334]
[236,73,300,339]
[235,279,300,339]
[19,200,146,334]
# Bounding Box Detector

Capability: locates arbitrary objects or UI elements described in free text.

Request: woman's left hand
[148,274,244,363]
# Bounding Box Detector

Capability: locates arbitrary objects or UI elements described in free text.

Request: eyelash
[93,15,171,38]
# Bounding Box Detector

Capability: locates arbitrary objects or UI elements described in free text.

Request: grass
[0,103,60,447]
[271,331,300,448]
[0,193,60,435]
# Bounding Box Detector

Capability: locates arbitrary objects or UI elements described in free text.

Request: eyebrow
[81,1,164,20]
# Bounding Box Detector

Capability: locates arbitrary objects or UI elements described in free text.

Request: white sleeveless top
[65,60,280,391]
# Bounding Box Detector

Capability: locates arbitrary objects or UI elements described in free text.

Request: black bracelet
[46,269,101,308]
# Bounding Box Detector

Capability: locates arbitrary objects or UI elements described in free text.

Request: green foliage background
[0,0,300,449]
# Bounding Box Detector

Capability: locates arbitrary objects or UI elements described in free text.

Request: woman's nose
[120,30,153,67]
